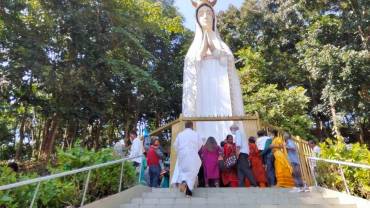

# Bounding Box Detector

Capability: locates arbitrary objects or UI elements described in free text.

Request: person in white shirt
[128,130,143,167]
[308,140,321,156]
[230,124,257,187]
[113,139,126,157]
[256,130,270,151]
[308,140,321,171]
[171,121,203,197]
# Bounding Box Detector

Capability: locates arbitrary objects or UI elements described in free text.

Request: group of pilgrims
[122,0,324,197]
[171,121,316,197]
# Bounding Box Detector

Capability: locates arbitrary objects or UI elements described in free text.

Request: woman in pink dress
[200,136,222,187]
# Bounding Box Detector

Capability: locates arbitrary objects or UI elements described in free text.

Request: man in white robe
[171,121,203,197]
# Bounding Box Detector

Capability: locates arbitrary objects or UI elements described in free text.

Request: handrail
[0,155,142,191]
[307,156,370,195]
[0,155,143,208]
[150,119,181,136]
[307,157,370,169]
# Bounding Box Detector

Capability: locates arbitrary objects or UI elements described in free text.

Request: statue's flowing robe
[182,9,245,143]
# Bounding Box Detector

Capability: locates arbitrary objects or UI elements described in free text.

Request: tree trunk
[329,97,341,137]
[93,120,102,151]
[108,121,116,145]
[358,118,366,144]
[39,118,51,154]
[156,113,161,129]
[46,114,59,159]
[68,121,77,149]
[15,116,26,161]
[124,120,131,145]
[81,123,90,149]
[359,125,365,144]
[33,119,43,159]
[308,77,328,140]
[39,113,59,160]
[62,123,68,150]
[62,121,76,150]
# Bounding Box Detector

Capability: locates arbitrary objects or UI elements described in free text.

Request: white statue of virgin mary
[182,0,245,142]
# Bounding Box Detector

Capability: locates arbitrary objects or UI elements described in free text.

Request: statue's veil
[182,3,244,117]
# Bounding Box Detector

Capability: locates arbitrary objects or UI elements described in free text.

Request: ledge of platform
[150,114,259,136]
[314,186,370,208]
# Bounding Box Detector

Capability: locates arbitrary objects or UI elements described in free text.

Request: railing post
[118,161,125,192]
[80,170,92,207]
[339,164,350,194]
[29,181,41,208]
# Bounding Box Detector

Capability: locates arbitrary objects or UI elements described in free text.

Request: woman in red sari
[221,135,239,187]
[248,137,268,187]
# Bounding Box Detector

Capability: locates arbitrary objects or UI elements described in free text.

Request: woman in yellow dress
[270,130,295,188]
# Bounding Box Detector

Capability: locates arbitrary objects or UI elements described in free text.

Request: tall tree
[0,0,187,161]
[217,0,369,143]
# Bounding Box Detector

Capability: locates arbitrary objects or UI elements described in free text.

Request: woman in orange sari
[248,137,268,187]
[270,130,295,188]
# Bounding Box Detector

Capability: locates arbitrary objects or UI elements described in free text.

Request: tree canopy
[0,0,191,161]
[217,0,369,143]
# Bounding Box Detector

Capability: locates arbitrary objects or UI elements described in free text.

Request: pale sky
[174,0,244,30]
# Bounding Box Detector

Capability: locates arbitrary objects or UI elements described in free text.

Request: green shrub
[0,146,137,207]
[0,167,39,208]
[316,138,370,199]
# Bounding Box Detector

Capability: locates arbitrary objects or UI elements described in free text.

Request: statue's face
[197,5,214,30]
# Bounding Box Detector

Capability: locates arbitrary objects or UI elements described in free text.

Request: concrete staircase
[120,187,357,208]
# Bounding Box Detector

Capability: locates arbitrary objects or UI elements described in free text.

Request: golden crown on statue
[191,0,217,8]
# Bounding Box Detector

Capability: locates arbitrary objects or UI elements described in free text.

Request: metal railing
[307,156,370,195]
[0,155,143,208]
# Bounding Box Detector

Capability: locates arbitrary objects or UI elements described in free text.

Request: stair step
[142,192,324,198]
[119,188,357,208]
[150,188,296,193]
[121,205,356,208]
[150,188,322,195]
[129,197,343,204]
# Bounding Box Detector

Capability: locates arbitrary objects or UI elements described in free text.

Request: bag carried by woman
[224,153,237,169]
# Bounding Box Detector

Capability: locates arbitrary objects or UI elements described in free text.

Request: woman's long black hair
[205,136,218,151]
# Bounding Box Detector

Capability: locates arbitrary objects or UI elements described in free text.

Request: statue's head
[191,0,217,8]
[196,3,215,31]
